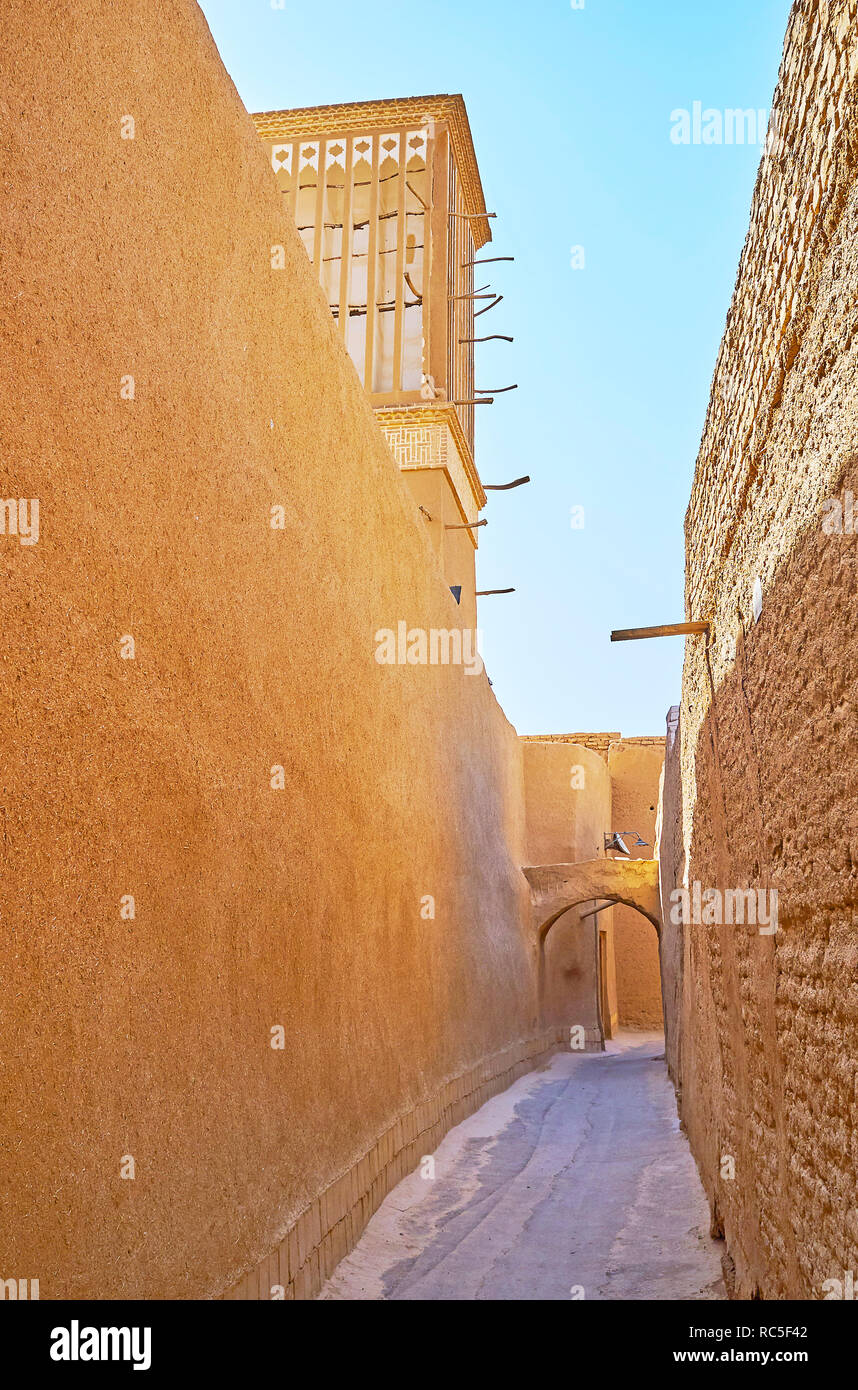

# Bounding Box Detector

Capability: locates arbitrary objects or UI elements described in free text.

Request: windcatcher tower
[252,95,493,627]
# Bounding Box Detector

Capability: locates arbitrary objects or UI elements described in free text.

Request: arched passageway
[524,859,661,938]
[522,859,661,1037]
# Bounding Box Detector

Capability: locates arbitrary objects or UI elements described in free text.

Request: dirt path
[320,1032,725,1301]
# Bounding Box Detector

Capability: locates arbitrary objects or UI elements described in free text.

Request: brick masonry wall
[658,709,684,1088]
[664,0,858,1298]
[520,733,621,758]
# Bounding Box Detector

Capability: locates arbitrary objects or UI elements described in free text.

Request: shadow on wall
[542,904,603,1046]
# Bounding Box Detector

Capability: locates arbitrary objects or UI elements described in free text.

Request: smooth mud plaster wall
[521,736,665,1036]
[663,0,858,1299]
[522,742,611,1036]
[607,742,664,1029]
[0,0,562,1300]
[522,742,610,866]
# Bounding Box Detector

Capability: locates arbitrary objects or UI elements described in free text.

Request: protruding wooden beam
[579,901,615,921]
[474,295,503,319]
[611,621,710,642]
[405,180,429,210]
[484,476,530,490]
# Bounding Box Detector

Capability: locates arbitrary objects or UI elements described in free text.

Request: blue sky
[199,0,792,736]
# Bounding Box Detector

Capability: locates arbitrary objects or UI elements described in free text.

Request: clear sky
[199,0,793,736]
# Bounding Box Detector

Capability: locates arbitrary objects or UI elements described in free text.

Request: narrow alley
[9,0,858,1346]
[321,1034,725,1301]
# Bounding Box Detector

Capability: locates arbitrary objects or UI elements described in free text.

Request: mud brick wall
[662,0,858,1299]
[520,732,622,758]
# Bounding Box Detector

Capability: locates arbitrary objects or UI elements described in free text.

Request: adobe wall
[657,708,684,1087]
[522,741,611,866]
[607,741,664,1029]
[521,741,613,1037]
[0,0,564,1301]
[521,735,665,1038]
[663,0,858,1299]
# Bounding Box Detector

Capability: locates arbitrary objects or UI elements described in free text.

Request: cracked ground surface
[319,1032,726,1301]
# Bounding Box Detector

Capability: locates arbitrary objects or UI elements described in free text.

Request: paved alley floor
[319,1032,726,1301]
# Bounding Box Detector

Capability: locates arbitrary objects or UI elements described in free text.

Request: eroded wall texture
[663,0,858,1299]
[0,0,566,1300]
